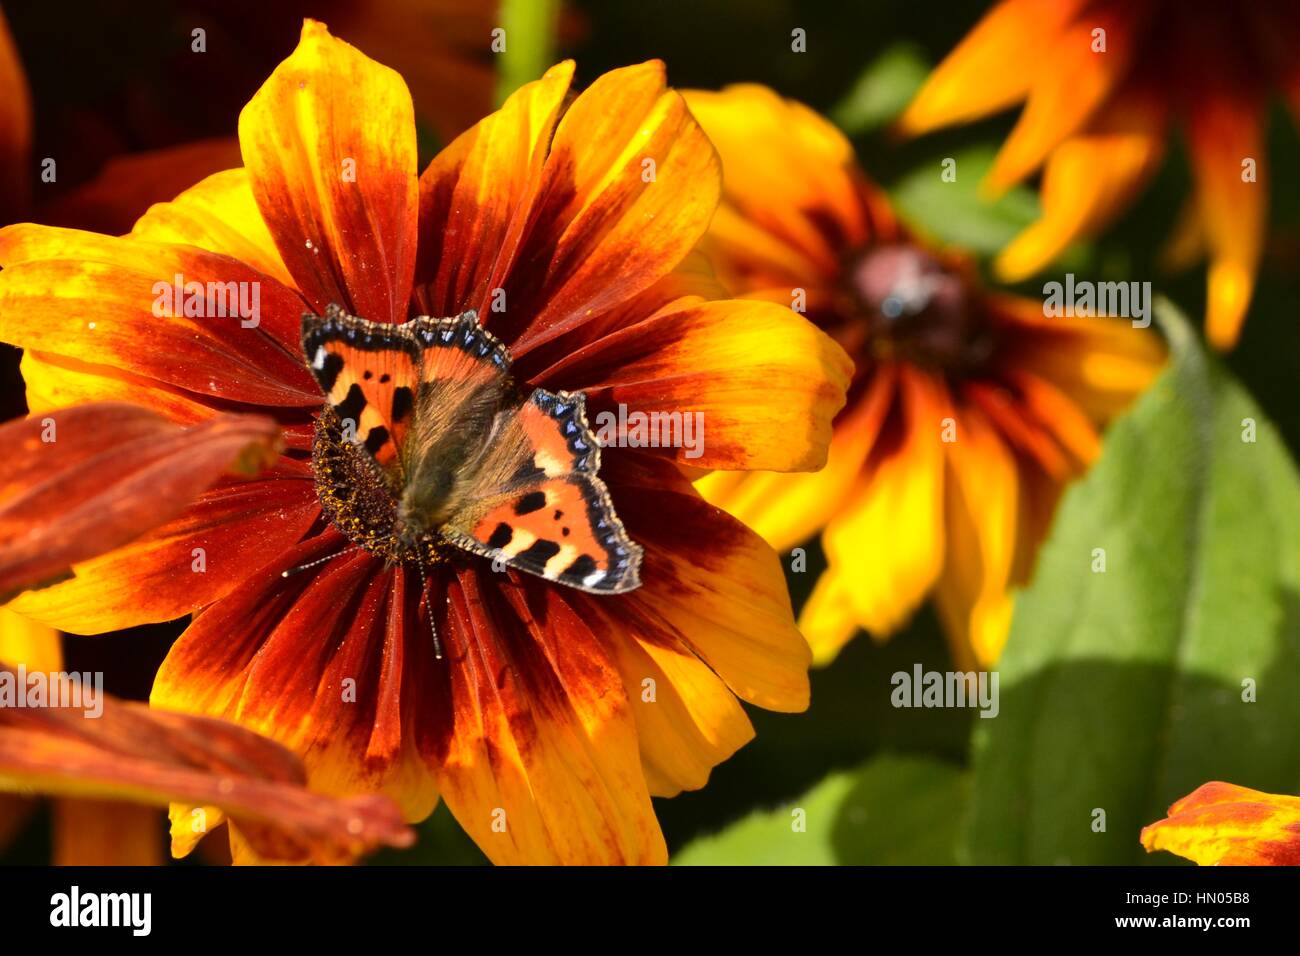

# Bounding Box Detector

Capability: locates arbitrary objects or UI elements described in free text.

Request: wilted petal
[0,403,283,603]
[0,662,414,865]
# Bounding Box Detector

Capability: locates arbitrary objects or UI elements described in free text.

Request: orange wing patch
[301,305,420,468]
[409,312,511,387]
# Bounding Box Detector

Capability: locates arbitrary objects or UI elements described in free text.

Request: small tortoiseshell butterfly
[298,304,643,648]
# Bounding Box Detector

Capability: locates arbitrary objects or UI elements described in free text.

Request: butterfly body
[301,304,642,595]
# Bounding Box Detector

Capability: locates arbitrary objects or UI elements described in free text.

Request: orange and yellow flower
[897,0,1300,349]
[687,85,1164,669]
[0,22,851,864]
[1142,781,1300,866]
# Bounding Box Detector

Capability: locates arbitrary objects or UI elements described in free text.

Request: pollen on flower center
[848,244,997,374]
[310,406,447,566]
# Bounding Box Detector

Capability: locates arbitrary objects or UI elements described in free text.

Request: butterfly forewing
[301,304,420,471]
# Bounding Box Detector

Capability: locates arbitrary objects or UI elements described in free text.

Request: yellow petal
[1186,93,1266,349]
[933,409,1020,669]
[995,92,1167,280]
[897,0,1086,136]
[821,367,947,637]
[694,363,896,552]
[1142,781,1300,865]
[0,606,61,671]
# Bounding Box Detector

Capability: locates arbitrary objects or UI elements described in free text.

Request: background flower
[688,85,1164,668]
[897,0,1300,350]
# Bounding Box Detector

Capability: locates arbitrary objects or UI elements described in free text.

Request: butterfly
[298,303,643,633]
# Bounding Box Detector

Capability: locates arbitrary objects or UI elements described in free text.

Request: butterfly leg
[415,559,444,661]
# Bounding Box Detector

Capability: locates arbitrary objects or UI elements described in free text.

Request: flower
[1142,781,1300,865]
[0,613,414,865]
[896,0,1300,350]
[685,85,1164,669]
[0,21,851,864]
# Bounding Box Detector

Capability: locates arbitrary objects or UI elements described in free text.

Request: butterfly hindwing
[301,304,420,470]
[441,389,643,593]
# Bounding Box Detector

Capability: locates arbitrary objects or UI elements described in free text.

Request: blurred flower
[897,0,1300,349]
[0,4,242,234]
[686,85,1164,669]
[0,613,414,865]
[0,22,850,864]
[0,6,31,224]
[1142,781,1300,865]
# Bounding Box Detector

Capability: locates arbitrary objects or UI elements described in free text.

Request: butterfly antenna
[417,558,444,661]
[281,545,358,578]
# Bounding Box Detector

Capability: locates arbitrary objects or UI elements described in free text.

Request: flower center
[848,244,997,374]
[310,407,447,567]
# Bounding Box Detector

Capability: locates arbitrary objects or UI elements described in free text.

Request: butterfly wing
[440,388,643,593]
[300,304,420,471]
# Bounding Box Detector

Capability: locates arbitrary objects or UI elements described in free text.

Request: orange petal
[799,564,866,667]
[984,5,1147,193]
[818,367,947,639]
[52,799,164,866]
[151,536,440,823]
[693,363,898,552]
[38,138,243,237]
[500,61,722,356]
[0,661,414,865]
[1141,782,1300,866]
[131,167,293,288]
[982,6,1149,195]
[0,6,32,222]
[0,224,319,405]
[239,19,418,323]
[0,404,283,604]
[932,407,1020,669]
[435,569,667,865]
[603,453,811,712]
[20,350,230,426]
[995,90,1168,280]
[684,85,881,281]
[538,299,853,472]
[416,61,575,319]
[897,0,1087,136]
[1186,92,1267,349]
[993,293,1167,423]
[9,462,319,634]
[584,604,754,798]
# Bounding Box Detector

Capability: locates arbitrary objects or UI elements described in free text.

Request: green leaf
[829,43,930,135]
[673,753,967,865]
[888,144,1044,257]
[965,301,1300,865]
[494,0,559,106]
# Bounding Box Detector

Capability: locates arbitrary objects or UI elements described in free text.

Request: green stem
[494,0,560,106]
